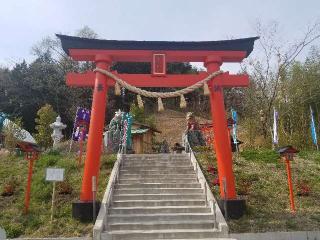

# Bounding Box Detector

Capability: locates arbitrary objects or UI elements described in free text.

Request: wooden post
[50,182,56,223]
[285,158,295,213]
[92,176,97,222]
[24,159,34,214]
[222,177,228,220]
[78,129,85,166]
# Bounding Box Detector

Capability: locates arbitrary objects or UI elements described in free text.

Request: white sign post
[45,168,65,223]
[0,227,6,240]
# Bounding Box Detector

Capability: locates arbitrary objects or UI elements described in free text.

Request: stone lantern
[50,116,67,148]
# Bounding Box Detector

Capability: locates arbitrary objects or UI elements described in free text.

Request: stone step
[122,162,191,167]
[114,188,203,195]
[123,154,188,159]
[109,206,211,215]
[120,169,195,174]
[120,174,196,179]
[101,229,223,240]
[123,158,189,162]
[115,183,201,189]
[121,166,194,171]
[119,178,197,184]
[113,194,205,201]
[112,200,206,208]
[108,220,215,231]
[123,158,190,162]
[108,213,214,223]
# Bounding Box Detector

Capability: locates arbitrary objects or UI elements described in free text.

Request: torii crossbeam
[57,34,258,220]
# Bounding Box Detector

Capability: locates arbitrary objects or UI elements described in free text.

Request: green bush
[4,223,24,238]
[35,104,57,149]
[240,149,279,163]
[47,149,61,156]
[130,103,145,123]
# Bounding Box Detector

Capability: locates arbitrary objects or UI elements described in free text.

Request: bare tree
[242,20,320,140]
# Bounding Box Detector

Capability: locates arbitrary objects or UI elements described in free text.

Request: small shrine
[131,122,161,154]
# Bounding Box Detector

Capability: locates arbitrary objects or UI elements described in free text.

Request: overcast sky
[0,0,319,71]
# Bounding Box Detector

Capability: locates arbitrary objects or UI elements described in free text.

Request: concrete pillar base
[218,198,246,219]
[72,201,101,222]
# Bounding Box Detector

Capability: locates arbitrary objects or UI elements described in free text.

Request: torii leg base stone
[72,201,101,222]
[218,198,246,219]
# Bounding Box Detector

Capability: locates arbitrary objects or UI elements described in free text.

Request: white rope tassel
[180,95,187,108]
[158,98,164,112]
[203,83,210,95]
[137,94,144,109]
[114,82,121,96]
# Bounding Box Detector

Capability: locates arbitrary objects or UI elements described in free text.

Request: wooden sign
[152,54,166,75]
[45,168,65,182]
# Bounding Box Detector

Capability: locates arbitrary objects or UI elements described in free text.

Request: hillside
[153,109,320,232]
[153,109,210,147]
[0,151,116,238]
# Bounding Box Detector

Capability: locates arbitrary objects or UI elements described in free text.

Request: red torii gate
[57,34,258,219]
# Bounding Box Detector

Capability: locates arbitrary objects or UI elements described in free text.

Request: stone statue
[50,116,67,148]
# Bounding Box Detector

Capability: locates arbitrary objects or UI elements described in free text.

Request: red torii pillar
[73,56,111,220]
[80,56,111,201]
[205,56,236,199]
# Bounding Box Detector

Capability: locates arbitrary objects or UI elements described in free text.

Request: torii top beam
[57,35,258,88]
[57,34,258,63]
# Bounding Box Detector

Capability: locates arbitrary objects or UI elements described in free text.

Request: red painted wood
[207,61,237,200]
[285,158,296,213]
[80,59,110,201]
[66,72,249,88]
[24,159,34,214]
[68,49,247,62]
[152,54,166,75]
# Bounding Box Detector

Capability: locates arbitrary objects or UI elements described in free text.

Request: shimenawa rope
[94,68,223,111]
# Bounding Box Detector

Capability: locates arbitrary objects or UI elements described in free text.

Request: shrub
[130,103,145,123]
[4,223,24,238]
[35,104,57,149]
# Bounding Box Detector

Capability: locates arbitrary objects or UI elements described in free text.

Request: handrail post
[195,161,198,181]
[212,200,218,230]
[204,182,207,207]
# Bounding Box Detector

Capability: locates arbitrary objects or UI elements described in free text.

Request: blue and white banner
[231,109,238,144]
[273,108,279,145]
[310,106,318,148]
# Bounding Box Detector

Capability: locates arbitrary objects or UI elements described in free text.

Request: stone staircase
[95,154,230,240]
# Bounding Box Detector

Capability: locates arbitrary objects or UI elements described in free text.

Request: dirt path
[153,109,210,147]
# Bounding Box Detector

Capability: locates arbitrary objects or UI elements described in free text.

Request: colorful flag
[72,107,91,141]
[273,108,279,145]
[310,106,318,148]
[231,109,237,144]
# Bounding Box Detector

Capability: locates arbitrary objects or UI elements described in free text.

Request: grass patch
[0,152,116,238]
[196,147,320,233]
[240,148,280,163]
[298,150,320,163]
